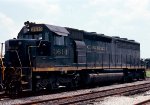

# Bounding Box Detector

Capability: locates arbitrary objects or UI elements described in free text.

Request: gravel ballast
[94,90,150,105]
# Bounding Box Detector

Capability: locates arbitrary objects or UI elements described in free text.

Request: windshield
[19,33,43,40]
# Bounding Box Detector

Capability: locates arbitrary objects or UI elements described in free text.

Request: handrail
[28,40,43,69]
[14,50,23,77]
[0,43,5,80]
[15,50,22,68]
[6,50,23,77]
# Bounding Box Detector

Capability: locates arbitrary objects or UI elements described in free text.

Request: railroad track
[21,84,150,105]
[0,80,148,105]
[135,99,150,105]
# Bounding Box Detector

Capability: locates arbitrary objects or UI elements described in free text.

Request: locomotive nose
[5,39,22,51]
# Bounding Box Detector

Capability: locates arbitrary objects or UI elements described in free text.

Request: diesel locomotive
[0,21,146,95]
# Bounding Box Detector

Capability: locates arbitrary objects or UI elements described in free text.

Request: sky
[0,0,150,58]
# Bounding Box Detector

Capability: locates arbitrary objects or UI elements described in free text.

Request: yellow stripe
[33,67,80,72]
[33,66,145,72]
[2,66,145,72]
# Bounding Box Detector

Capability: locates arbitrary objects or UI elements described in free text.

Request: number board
[31,26,43,32]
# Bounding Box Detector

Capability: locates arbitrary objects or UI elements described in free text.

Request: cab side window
[54,35,65,45]
[44,32,50,41]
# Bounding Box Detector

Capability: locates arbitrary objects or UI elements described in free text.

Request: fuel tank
[85,72,124,85]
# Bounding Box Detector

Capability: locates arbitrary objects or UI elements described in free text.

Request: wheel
[0,84,3,91]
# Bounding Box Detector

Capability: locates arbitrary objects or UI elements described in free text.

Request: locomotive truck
[0,21,145,95]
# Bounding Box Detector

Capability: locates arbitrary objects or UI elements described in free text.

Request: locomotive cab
[18,21,70,67]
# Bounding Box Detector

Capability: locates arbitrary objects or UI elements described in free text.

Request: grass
[146,69,150,77]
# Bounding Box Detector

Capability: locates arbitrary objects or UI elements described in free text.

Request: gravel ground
[93,90,150,105]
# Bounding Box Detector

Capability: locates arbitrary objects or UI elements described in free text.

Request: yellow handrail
[0,43,5,80]
[28,40,42,68]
